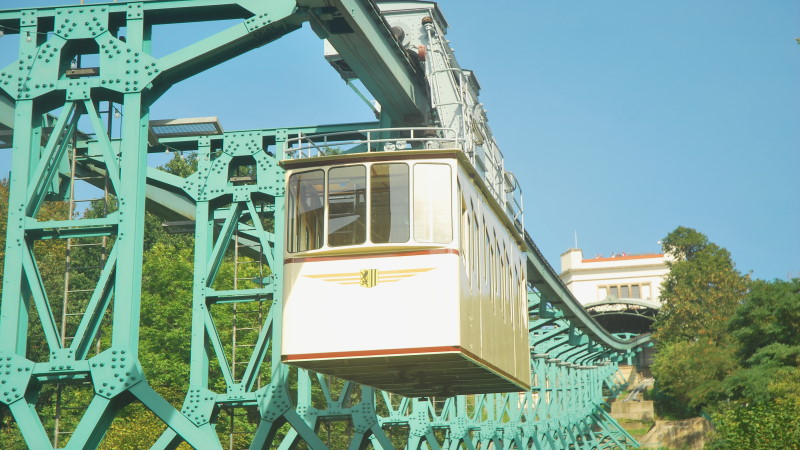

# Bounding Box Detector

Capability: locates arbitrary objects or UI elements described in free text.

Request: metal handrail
[283,126,462,159]
[283,125,526,235]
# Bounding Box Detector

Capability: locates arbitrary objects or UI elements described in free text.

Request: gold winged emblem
[304,268,433,288]
[360,269,379,288]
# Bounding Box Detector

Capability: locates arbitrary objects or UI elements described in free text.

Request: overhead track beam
[299,0,431,125]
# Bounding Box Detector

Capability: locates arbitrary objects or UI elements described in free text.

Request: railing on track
[283,126,525,233]
[283,126,462,158]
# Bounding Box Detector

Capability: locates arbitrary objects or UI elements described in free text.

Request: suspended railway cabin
[280,132,531,396]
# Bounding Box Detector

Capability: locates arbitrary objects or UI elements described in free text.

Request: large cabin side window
[489,237,497,312]
[501,250,508,323]
[520,262,527,336]
[413,164,452,244]
[484,227,491,295]
[519,262,526,334]
[460,190,471,284]
[506,252,512,324]
[471,206,479,290]
[328,165,367,247]
[288,170,324,252]
[511,265,518,331]
[370,163,410,243]
[493,238,501,312]
[471,214,477,287]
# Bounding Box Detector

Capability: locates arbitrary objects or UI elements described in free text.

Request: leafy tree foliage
[707,396,800,449]
[652,227,800,444]
[653,226,749,345]
[729,278,800,367]
[717,279,800,407]
[651,227,748,413]
[650,340,738,412]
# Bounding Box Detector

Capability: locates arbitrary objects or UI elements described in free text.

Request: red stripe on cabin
[284,248,459,264]
[283,346,461,361]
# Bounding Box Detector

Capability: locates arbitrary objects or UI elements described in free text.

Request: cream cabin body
[281,149,530,396]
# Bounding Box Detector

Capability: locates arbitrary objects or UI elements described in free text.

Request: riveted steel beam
[299,0,430,126]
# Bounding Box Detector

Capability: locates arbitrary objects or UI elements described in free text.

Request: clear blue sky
[1,0,798,280]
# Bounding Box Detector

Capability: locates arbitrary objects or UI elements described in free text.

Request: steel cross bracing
[0,0,649,448]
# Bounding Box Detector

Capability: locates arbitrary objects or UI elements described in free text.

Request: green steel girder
[0,1,307,103]
[25,213,120,240]
[583,298,662,311]
[0,0,649,448]
[76,123,379,225]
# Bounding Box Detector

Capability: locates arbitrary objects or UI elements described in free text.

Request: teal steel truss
[0,1,649,448]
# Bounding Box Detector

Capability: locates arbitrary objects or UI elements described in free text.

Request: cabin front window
[328,165,367,247]
[413,164,452,244]
[287,161,454,253]
[370,163,410,243]
[287,170,324,252]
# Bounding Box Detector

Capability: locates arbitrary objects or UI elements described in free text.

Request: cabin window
[370,163,410,243]
[460,191,470,282]
[520,263,527,333]
[484,227,491,292]
[511,265,518,331]
[503,252,510,323]
[328,165,367,247]
[486,241,497,312]
[287,170,324,252]
[413,164,452,243]
[494,239,501,310]
[472,209,479,289]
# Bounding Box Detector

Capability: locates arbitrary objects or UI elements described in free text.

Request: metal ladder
[228,227,265,449]
[53,123,111,448]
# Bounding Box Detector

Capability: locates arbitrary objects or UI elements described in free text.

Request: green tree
[650,340,738,413]
[707,396,800,449]
[729,278,800,368]
[651,228,800,441]
[719,278,800,404]
[650,227,749,414]
[653,226,749,344]
[707,279,800,448]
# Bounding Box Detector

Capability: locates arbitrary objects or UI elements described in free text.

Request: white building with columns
[559,248,669,306]
[559,247,668,370]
